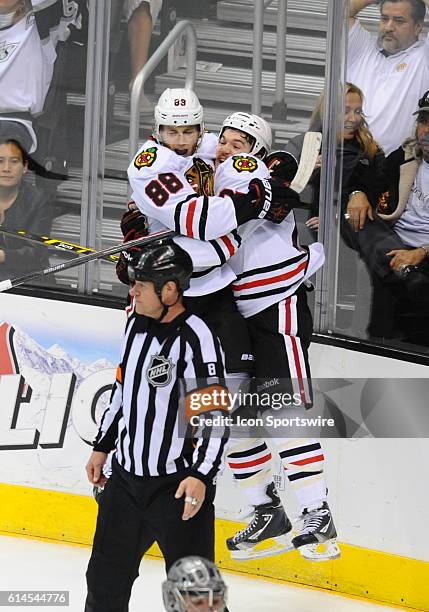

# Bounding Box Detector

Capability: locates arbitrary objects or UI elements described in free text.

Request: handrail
[252,0,265,114]
[273,0,287,120]
[128,20,197,161]
[252,0,287,119]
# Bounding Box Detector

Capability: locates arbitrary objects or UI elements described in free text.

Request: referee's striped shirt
[93,311,229,483]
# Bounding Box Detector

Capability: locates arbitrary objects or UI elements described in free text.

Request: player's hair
[0,139,28,165]
[309,82,381,159]
[379,0,426,24]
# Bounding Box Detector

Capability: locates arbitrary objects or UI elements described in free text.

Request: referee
[85,240,230,612]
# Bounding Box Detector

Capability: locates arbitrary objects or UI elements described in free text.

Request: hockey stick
[0,227,120,263]
[289,132,322,194]
[0,229,176,292]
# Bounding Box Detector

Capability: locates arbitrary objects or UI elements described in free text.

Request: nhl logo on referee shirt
[146,353,175,387]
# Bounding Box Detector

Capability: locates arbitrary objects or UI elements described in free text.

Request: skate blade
[299,539,341,562]
[231,535,294,561]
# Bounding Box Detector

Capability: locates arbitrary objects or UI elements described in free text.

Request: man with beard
[341,92,429,341]
[347,0,429,155]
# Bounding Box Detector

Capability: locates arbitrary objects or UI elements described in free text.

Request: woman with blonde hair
[286,82,387,232]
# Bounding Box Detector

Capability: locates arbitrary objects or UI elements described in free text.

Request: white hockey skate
[292,502,341,561]
[227,484,294,560]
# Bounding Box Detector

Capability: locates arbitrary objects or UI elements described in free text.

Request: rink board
[1,293,429,610]
[1,482,429,611]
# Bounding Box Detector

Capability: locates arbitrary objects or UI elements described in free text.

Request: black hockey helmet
[128,239,193,296]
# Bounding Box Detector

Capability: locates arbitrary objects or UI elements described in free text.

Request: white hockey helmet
[154,88,204,140]
[220,112,272,156]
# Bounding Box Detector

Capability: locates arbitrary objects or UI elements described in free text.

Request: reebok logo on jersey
[134,147,157,170]
[146,353,175,387]
[0,42,18,63]
[232,155,258,173]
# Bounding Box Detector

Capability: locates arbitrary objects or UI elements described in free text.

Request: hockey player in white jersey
[214,112,340,562]
[128,89,299,244]
[125,89,300,378]
[0,0,82,153]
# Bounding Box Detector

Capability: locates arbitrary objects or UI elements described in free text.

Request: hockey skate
[292,501,341,561]
[226,484,293,560]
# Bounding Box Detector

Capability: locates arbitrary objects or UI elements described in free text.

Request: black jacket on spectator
[285,133,388,218]
[0,182,51,280]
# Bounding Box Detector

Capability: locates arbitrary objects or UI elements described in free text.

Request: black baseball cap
[413,91,429,115]
[0,120,33,152]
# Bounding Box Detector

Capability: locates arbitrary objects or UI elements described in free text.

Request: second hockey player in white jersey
[214,112,340,562]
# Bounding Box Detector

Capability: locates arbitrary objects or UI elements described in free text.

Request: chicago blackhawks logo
[146,354,175,387]
[134,147,157,169]
[232,155,258,173]
[185,157,214,196]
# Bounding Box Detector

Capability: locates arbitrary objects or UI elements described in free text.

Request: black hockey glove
[265,151,299,186]
[120,205,149,243]
[231,178,301,225]
[116,205,149,285]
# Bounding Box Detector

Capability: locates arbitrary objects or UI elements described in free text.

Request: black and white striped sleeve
[93,365,123,453]
[183,317,230,484]
[92,317,135,453]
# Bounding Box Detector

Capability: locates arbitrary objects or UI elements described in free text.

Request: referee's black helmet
[128,240,193,294]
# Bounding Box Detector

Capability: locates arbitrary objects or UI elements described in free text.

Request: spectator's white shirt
[0,2,79,152]
[0,13,53,117]
[394,160,429,246]
[347,20,429,155]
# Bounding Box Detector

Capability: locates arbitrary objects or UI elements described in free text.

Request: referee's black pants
[85,459,216,612]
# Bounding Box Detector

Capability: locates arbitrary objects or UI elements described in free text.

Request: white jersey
[128,137,243,241]
[0,0,81,152]
[214,154,325,318]
[128,135,240,296]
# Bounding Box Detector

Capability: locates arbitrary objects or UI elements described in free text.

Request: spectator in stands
[286,82,387,234]
[348,0,429,155]
[0,0,81,153]
[0,123,51,281]
[345,91,429,342]
[125,0,163,113]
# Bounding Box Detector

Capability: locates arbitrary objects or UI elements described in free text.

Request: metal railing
[252,0,287,120]
[128,20,197,161]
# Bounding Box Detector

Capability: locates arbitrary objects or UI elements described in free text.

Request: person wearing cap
[339,92,429,341]
[84,240,230,612]
[348,0,429,155]
[0,133,52,281]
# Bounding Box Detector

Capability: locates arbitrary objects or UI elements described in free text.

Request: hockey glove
[265,150,299,186]
[116,206,149,285]
[120,206,149,243]
[231,178,301,225]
